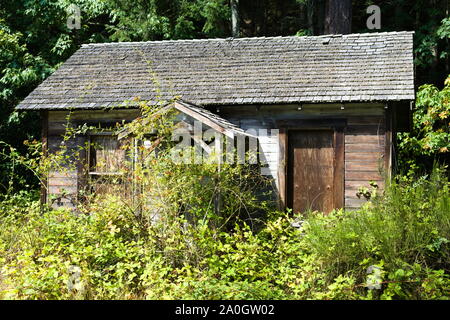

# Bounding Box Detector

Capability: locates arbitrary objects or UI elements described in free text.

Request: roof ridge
[80,31,414,47]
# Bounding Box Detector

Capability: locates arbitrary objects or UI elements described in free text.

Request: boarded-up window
[89,135,128,174]
[88,134,134,200]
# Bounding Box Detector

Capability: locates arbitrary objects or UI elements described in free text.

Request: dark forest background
[0,0,449,191]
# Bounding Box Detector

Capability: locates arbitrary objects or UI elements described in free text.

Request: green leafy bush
[301,166,450,299]
[398,75,450,172]
[0,167,448,300]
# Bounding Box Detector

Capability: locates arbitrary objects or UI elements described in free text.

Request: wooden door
[288,130,336,213]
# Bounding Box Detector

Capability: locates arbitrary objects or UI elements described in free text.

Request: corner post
[40,110,48,206]
[277,128,288,211]
[384,104,393,181]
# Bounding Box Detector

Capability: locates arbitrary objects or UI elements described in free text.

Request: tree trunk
[231,0,240,37]
[324,0,352,35]
[306,0,326,35]
[306,0,315,34]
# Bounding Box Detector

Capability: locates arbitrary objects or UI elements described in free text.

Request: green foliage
[105,0,230,41]
[413,14,450,69]
[0,0,112,191]
[0,107,448,299]
[1,168,448,299]
[301,166,450,299]
[398,75,450,172]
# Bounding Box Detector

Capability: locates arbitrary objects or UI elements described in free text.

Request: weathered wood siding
[218,103,388,210]
[46,109,139,208]
[44,103,390,211]
[344,115,386,209]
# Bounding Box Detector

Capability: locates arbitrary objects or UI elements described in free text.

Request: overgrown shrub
[0,167,449,299]
[301,166,450,299]
[397,75,450,173]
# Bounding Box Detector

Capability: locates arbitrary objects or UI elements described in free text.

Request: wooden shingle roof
[17,32,415,110]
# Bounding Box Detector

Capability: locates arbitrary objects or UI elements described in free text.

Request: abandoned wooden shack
[16,31,415,212]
